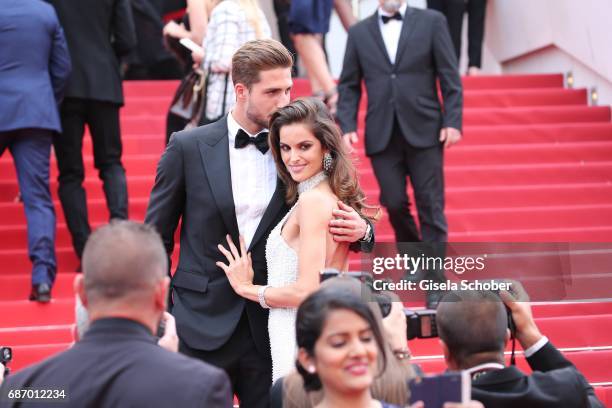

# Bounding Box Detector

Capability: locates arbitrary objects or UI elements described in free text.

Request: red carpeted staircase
[1,73,612,400]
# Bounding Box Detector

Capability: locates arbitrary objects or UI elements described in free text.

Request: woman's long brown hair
[268,98,378,222]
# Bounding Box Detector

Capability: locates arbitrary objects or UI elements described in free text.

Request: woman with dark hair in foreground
[294,284,400,408]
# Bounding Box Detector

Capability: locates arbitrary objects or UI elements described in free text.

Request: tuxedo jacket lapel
[198,118,240,240]
[394,6,418,66]
[367,13,393,66]
[249,178,286,252]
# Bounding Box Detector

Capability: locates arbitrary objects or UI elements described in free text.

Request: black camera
[1,346,12,377]
[405,309,438,340]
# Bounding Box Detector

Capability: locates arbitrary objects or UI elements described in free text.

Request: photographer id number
[4,388,67,401]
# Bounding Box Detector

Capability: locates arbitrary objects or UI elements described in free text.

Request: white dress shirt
[524,336,549,358]
[227,112,277,249]
[378,3,408,64]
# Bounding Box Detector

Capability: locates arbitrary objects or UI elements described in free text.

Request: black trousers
[179,310,272,408]
[369,123,447,243]
[54,98,128,258]
[428,0,487,68]
[273,0,299,77]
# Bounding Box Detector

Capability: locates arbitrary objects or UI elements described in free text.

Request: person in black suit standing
[427,0,487,76]
[337,0,462,247]
[0,220,232,408]
[145,39,372,408]
[0,0,71,302]
[436,287,604,408]
[48,0,137,261]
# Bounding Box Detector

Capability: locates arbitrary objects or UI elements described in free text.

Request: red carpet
[1,74,611,395]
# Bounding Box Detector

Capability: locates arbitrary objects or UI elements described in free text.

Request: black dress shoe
[29,283,51,303]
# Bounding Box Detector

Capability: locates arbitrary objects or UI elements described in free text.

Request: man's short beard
[246,106,270,130]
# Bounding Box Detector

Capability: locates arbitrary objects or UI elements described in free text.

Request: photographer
[0,221,231,408]
[437,284,604,407]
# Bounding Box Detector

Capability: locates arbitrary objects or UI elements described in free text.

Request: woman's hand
[191,48,205,70]
[216,235,254,296]
[163,20,187,39]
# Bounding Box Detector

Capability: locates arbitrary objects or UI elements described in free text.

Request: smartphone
[179,38,202,53]
[409,371,471,408]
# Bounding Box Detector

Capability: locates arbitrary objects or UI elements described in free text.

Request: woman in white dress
[217,98,377,382]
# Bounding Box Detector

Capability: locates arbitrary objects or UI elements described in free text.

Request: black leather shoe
[29,283,51,303]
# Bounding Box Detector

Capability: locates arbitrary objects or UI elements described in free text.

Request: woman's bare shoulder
[297,189,338,223]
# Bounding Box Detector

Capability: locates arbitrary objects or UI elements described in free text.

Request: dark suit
[337,6,462,243]
[145,118,289,407]
[49,0,137,258]
[472,342,604,408]
[0,0,71,287]
[0,318,232,408]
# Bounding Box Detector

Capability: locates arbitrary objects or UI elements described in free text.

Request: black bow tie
[381,12,402,24]
[234,129,269,154]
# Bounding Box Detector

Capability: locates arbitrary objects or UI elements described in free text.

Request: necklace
[298,171,328,194]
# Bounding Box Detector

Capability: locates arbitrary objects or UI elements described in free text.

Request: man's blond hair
[231,39,293,89]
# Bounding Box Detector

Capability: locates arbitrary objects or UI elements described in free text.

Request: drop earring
[323,152,333,174]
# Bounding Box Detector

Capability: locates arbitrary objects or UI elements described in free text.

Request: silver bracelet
[258,285,271,309]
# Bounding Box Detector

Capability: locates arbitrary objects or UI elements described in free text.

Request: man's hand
[157,312,179,353]
[342,132,358,151]
[499,281,543,350]
[329,201,366,242]
[439,127,461,148]
[382,301,409,351]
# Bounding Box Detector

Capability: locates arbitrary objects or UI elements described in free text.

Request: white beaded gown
[265,171,327,383]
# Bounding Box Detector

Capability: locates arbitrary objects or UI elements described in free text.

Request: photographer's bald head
[74,220,170,335]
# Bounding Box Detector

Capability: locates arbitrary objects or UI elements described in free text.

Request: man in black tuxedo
[437,287,604,407]
[0,221,232,408]
[145,39,371,407]
[48,0,136,260]
[337,0,462,245]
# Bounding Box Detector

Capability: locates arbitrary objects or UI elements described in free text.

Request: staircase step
[9,343,71,372]
[120,88,588,117]
[0,325,73,346]
[463,88,587,107]
[354,106,611,127]
[460,73,565,90]
[0,274,77,301]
